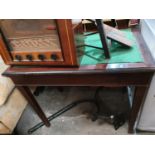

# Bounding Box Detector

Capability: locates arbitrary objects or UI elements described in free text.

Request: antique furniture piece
[2,26,155,133]
[0,19,133,66]
[1,19,155,133]
[0,19,110,66]
[0,19,78,66]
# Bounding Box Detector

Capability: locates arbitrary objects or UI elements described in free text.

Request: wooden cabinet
[0,19,80,66]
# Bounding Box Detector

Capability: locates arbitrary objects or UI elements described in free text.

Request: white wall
[137,19,155,131]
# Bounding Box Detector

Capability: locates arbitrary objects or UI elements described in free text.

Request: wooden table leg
[128,86,148,133]
[17,86,50,127]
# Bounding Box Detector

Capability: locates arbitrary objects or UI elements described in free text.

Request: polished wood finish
[56,20,78,66]
[3,67,154,133]
[0,19,78,66]
[0,35,12,64]
[4,71,153,87]
[2,26,155,133]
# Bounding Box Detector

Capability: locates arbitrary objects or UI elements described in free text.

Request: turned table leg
[17,86,50,127]
[128,86,148,133]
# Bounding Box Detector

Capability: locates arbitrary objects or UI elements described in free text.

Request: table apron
[10,72,153,87]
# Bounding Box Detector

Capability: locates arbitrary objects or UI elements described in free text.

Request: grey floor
[15,87,131,135]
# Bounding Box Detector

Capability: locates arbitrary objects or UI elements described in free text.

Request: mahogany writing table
[3,27,155,133]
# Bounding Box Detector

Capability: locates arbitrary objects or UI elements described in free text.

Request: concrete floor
[15,87,131,135]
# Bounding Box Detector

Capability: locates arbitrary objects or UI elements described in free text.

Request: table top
[3,26,155,77]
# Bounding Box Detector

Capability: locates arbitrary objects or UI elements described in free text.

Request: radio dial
[15,55,22,61]
[38,54,46,61]
[26,55,33,61]
[51,54,58,61]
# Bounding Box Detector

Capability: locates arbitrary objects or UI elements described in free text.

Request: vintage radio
[0,19,83,66]
[0,19,133,67]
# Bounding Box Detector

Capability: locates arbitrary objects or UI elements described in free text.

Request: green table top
[77,29,144,65]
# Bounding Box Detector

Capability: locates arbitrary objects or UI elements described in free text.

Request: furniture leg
[28,99,94,134]
[128,86,148,133]
[17,86,50,127]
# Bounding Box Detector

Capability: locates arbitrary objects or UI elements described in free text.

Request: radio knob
[26,54,33,61]
[51,54,58,60]
[38,54,46,61]
[15,55,22,61]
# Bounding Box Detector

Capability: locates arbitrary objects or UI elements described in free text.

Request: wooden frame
[0,19,78,66]
[4,69,153,133]
[3,26,155,133]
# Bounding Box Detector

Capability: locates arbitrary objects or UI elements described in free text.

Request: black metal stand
[28,99,94,134]
[96,19,110,59]
[77,19,111,59]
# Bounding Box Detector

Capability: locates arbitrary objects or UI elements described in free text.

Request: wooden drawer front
[12,51,64,62]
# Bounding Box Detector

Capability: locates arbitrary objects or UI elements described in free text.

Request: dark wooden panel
[8,72,153,87]
[128,86,148,133]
